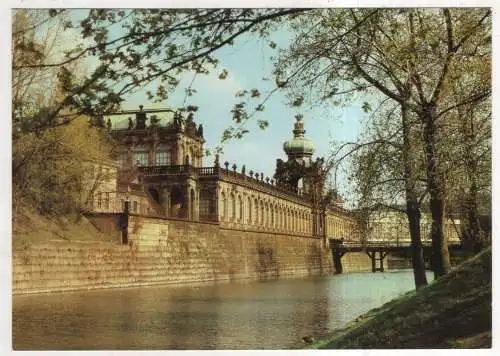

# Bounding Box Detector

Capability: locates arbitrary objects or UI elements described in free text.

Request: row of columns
[218,191,313,234]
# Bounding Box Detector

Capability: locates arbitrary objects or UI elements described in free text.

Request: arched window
[219,191,226,220]
[238,195,243,222]
[232,194,236,220]
[190,147,195,167]
[228,193,234,220]
[133,144,149,166]
[271,205,275,228]
[304,211,308,232]
[263,202,267,227]
[254,198,259,224]
[155,144,171,166]
[179,144,184,165]
[170,185,184,218]
[234,194,240,221]
[247,196,252,223]
[260,201,265,226]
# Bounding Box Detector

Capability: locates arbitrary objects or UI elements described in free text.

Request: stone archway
[170,186,184,218]
[148,187,160,205]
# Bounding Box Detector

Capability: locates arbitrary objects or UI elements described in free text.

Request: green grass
[309,247,492,349]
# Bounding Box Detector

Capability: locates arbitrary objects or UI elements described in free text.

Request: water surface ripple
[12,270,431,350]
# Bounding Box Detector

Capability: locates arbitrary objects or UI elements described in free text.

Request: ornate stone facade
[101,106,358,247]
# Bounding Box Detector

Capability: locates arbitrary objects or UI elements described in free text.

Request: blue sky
[15,8,369,202]
[114,27,369,199]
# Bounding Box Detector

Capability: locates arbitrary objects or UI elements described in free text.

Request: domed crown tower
[283,117,315,167]
[274,117,318,195]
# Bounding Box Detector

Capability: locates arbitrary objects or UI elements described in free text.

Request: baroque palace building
[91,106,359,247]
[86,106,461,246]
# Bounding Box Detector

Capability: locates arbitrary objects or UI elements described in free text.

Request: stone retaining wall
[12,215,373,294]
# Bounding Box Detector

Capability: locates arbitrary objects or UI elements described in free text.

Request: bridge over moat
[329,239,463,274]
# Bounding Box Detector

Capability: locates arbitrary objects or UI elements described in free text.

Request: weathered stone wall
[13,215,350,294]
[127,215,334,280]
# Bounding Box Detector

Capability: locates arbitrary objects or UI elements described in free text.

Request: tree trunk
[422,107,451,278]
[460,108,485,253]
[401,104,427,288]
[406,192,428,287]
[466,179,484,253]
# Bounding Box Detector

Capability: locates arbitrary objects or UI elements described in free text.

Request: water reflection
[12,270,432,350]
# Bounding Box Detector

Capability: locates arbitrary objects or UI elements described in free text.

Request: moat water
[12,270,432,350]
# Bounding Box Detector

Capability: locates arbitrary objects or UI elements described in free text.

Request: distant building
[365,208,461,244]
[81,160,156,215]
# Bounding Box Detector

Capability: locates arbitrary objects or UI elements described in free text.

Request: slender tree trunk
[406,192,428,287]
[466,179,484,253]
[422,107,451,278]
[460,107,485,253]
[401,104,427,288]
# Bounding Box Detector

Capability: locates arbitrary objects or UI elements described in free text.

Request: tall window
[156,145,171,165]
[228,193,235,220]
[190,147,196,166]
[200,197,210,219]
[97,192,102,208]
[133,145,149,166]
[237,196,243,221]
[132,201,138,213]
[219,192,226,220]
[247,197,252,223]
[254,198,258,224]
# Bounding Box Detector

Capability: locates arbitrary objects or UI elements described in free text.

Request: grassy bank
[309,247,492,349]
[12,204,113,247]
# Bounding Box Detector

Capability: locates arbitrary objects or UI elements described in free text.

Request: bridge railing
[329,238,462,249]
[138,165,189,175]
